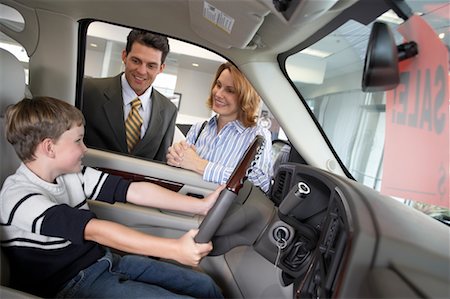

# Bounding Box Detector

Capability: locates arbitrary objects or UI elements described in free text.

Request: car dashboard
[212,162,449,298]
[266,163,354,297]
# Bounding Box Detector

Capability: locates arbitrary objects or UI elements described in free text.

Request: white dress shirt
[121,74,153,138]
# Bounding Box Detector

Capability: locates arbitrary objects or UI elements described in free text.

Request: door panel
[83,148,217,235]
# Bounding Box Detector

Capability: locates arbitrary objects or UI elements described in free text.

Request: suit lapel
[103,76,128,152]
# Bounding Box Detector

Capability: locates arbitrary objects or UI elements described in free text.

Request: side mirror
[362,21,399,92]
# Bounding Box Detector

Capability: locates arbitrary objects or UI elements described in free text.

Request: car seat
[0,48,26,184]
[0,48,38,298]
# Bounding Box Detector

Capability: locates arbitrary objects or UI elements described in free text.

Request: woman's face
[212,69,239,121]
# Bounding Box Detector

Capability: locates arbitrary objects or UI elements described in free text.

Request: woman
[167,62,272,192]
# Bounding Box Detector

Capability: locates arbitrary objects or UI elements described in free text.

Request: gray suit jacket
[82,74,177,162]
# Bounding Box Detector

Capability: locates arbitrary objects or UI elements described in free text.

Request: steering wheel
[194,135,266,243]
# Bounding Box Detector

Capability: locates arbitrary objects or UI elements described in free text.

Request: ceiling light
[300,48,331,58]
[90,43,98,48]
[192,63,199,67]
[377,10,403,25]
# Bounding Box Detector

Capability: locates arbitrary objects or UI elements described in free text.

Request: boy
[0,97,223,298]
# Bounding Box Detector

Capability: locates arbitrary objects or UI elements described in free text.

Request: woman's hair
[5,96,85,162]
[207,62,260,127]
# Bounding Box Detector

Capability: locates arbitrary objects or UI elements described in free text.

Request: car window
[81,21,286,162]
[285,2,449,217]
[84,22,224,123]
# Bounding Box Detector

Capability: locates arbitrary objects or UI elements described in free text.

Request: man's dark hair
[125,29,170,64]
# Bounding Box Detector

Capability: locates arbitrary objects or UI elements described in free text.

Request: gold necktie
[125,98,143,152]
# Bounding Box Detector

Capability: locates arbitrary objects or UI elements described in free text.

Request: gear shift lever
[279,181,311,215]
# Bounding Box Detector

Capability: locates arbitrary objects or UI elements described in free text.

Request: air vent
[271,169,292,206]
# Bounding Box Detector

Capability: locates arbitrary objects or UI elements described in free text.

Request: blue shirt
[186,116,273,192]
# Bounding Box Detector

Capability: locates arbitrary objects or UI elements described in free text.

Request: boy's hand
[176,229,212,266]
[201,184,226,215]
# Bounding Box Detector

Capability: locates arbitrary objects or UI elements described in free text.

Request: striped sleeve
[40,204,96,244]
[199,122,273,192]
[1,192,58,236]
[0,187,96,247]
[79,167,130,203]
[203,162,233,184]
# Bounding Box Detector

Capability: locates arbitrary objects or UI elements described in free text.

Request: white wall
[84,49,104,78]
[175,67,214,120]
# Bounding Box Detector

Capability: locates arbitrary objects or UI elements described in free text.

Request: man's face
[122,42,165,96]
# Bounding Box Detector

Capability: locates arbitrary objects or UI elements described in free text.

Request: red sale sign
[382,15,449,207]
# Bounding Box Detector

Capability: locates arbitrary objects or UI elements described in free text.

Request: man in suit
[82,30,177,162]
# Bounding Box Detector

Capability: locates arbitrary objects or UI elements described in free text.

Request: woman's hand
[167,141,208,175]
[167,140,190,166]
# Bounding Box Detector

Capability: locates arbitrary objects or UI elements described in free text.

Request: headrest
[0,49,26,115]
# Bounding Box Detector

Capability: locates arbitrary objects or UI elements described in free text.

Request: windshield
[285,1,449,217]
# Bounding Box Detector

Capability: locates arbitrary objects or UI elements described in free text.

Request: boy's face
[53,124,87,174]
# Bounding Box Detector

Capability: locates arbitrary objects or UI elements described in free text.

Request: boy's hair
[207,62,261,128]
[5,96,85,162]
[125,29,170,64]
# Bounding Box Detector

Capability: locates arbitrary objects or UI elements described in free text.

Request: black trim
[275,0,394,181]
[384,0,413,20]
[1,237,68,246]
[88,172,106,199]
[2,193,41,226]
[75,19,91,109]
[31,212,45,233]
[194,121,208,145]
[74,200,88,209]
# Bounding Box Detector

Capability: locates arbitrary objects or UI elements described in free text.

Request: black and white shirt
[0,163,130,297]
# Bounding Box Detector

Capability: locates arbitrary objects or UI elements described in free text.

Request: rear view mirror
[362,21,399,92]
[362,21,419,92]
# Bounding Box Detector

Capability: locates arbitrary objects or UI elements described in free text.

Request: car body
[0,0,449,298]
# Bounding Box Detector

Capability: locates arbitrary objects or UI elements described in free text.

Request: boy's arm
[84,218,210,266]
[125,182,224,215]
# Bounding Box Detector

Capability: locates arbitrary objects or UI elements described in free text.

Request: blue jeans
[56,250,223,298]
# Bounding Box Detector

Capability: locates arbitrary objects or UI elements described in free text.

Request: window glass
[84,22,226,148]
[82,21,286,164]
[286,5,449,216]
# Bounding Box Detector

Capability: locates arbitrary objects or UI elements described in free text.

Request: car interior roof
[11,0,390,62]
